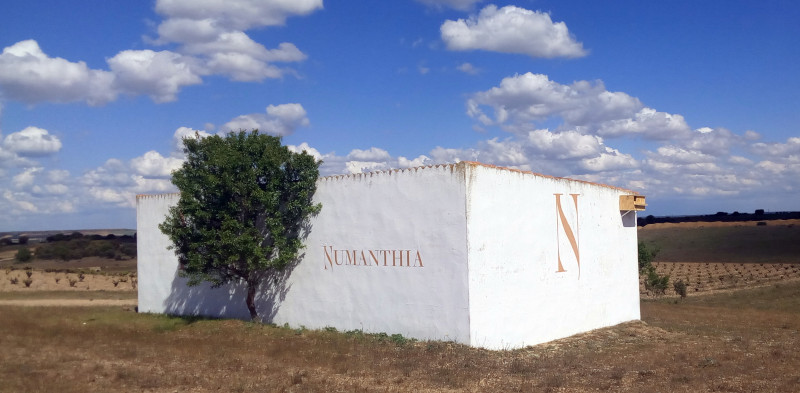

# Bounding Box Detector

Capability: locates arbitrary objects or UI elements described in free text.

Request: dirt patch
[1,268,137,292]
[0,298,136,307]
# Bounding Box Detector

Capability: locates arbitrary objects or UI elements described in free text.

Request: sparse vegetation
[14,247,32,263]
[639,241,670,295]
[22,278,32,287]
[673,279,687,298]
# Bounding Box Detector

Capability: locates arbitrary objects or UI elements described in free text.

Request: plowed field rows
[642,262,800,296]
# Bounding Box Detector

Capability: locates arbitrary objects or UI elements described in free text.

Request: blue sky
[1,0,798,231]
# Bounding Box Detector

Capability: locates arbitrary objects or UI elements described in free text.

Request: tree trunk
[246,281,258,322]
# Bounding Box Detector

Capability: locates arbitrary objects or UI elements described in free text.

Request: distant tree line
[33,232,136,261]
[638,210,800,227]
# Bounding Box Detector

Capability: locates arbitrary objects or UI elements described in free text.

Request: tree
[160,130,321,321]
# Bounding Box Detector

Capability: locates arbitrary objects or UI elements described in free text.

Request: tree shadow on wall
[162,259,300,322]
[161,222,314,322]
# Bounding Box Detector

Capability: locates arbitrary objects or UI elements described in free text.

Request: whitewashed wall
[138,164,472,344]
[137,161,640,349]
[464,164,640,349]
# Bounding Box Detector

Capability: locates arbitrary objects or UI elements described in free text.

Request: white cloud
[347,147,392,161]
[0,40,117,105]
[416,0,483,11]
[398,155,431,168]
[154,0,323,31]
[287,142,323,161]
[172,127,211,152]
[222,103,309,136]
[3,191,37,213]
[0,40,201,105]
[457,62,479,75]
[78,155,179,208]
[3,126,62,156]
[651,146,715,165]
[467,73,642,128]
[182,33,306,81]
[1,1,322,108]
[596,107,691,140]
[580,149,638,172]
[151,0,317,83]
[46,169,70,182]
[682,127,739,155]
[441,5,587,58]
[345,161,390,174]
[154,18,223,45]
[130,150,184,177]
[751,136,800,157]
[12,167,42,189]
[107,49,203,103]
[526,129,603,159]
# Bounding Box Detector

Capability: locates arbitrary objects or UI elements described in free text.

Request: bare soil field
[638,218,800,264]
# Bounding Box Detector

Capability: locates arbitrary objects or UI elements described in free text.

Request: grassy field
[1,281,799,392]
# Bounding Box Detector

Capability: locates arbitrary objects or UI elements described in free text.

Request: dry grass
[1,281,798,392]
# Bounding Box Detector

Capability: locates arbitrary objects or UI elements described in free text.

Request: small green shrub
[638,241,659,272]
[10,277,18,285]
[15,247,32,263]
[639,241,669,295]
[673,279,687,298]
[390,333,411,346]
[645,269,669,295]
[23,278,33,287]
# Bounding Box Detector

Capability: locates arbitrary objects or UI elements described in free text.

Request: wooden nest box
[619,195,646,211]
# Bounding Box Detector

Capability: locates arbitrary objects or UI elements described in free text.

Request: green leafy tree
[159,131,321,320]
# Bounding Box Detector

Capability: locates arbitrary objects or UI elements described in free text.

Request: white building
[137,161,645,349]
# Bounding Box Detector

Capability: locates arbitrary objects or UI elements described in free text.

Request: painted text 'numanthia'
[323,246,424,270]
